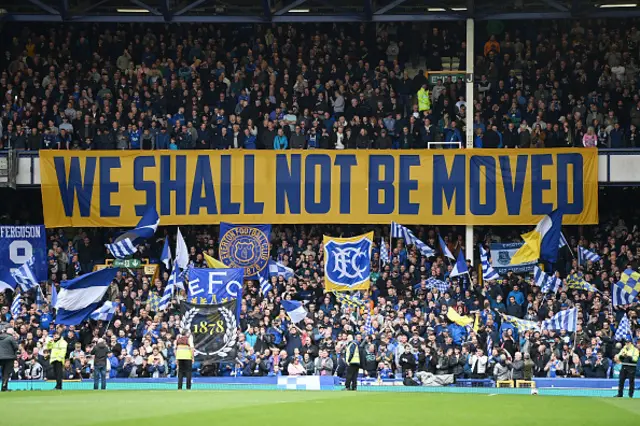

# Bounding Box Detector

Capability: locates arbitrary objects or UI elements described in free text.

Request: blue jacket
[507,290,525,306]
[156,132,170,149]
[244,135,257,149]
[446,128,463,143]
[273,135,288,150]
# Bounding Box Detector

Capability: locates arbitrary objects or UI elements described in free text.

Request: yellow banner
[39,149,598,227]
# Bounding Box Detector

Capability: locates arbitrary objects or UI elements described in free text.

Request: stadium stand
[0,18,639,389]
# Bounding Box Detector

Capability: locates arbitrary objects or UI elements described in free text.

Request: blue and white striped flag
[533,266,561,294]
[10,294,22,318]
[105,206,160,259]
[54,268,120,325]
[578,246,601,265]
[364,311,374,335]
[541,307,578,332]
[559,232,569,248]
[487,335,493,361]
[612,281,636,307]
[11,257,39,292]
[159,263,180,311]
[380,239,390,265]
[259,273,272,296]
[35,285,45,311]
[390,222,435,257]
[479,245,499,281]
[426,277,450,292]
[501,313,541,333]
[268,260,294,280]
[614,314,633,342]
[89,301,117,322]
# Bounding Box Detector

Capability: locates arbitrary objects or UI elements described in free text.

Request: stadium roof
[1,0,640,23]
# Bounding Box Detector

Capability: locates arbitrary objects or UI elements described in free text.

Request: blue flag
[281,299,307,324]
[54,268,119,325]
[0,225,47,286]
[218,223,271,280]
[187,267,244,318]
[50,284,58,308]
[105,206,159,259]
[438,235,456,260]
[450,250,468,278]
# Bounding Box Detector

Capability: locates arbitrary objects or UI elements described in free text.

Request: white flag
[175,227,190,270]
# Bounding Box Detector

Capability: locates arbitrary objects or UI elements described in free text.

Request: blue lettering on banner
[399,155,420,215]
[556,153,583,214]
[243,155,264,215]
[55,156,96,217]
[160,155,186,216]
[99,157,121,217]
[531,154,553,215]
[275,154,301,214]
[368,155,395,214]
[305,154,331,214]
[432,154,465,215]
[133,156,156,216]
[221,155,240,215]
[499,155,527,215]
[470,156,496,216]
[334,155,357,214]
[190,155,217,215]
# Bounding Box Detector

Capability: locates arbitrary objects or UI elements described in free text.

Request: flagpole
[102,317,114,338]
[389,222,393,265]
[378,237,382,272]
[466,271,474,290]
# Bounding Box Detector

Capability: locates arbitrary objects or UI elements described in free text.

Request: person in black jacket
[215,127,231,150]
[356,128,370,149]
[399,126,415,149]
[483,126,501,148]
[0,328,19,392]
[91,338,109,390]
[502,122,519,148]
[403,369,421,386]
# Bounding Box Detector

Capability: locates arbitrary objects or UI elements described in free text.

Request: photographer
[0,328,19,391]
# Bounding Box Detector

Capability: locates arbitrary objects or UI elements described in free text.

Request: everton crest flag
[179,299,239,362]
[218,223,271,279]
[323,232,373,292]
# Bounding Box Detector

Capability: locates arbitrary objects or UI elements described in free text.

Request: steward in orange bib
[175,329,195,390]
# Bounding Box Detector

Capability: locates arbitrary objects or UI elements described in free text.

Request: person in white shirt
[469,348,488,379]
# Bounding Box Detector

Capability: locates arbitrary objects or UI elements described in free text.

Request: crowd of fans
[2,20,640,150]
[0,203,639,383]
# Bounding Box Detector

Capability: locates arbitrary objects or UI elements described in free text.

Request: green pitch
[0,390,639,426]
